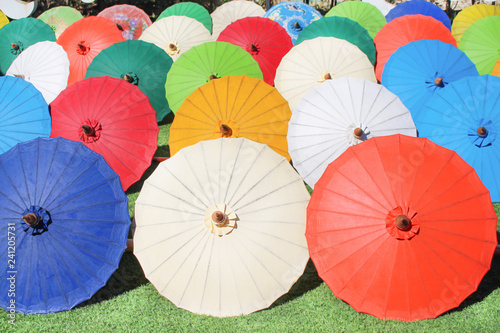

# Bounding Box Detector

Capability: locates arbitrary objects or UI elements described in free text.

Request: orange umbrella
[57,16,124,86]
[374,14,456,82]
[169,75,291,160]
[493,59,500,77]
[306,134,497,321]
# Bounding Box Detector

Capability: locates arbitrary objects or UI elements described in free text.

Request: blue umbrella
[414,74,500,202]
[381,39,478,119]
[385,0,451,30]
[264,1,322,44]
[0,137,130,314]
[0,75,51,155]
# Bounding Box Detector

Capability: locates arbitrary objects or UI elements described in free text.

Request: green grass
[3,121,500,332]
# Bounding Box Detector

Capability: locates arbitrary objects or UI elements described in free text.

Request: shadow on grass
[442,231,500,316]
[270,259,324,308]
[75,252,148,309]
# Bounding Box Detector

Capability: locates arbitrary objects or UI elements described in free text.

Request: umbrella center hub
[122,72,139,85]
[77,41,91,55]
[10,41,24,55]
[207,73,220,82]
[346,125,368,145]
[166,42,180,57]
[386,207,419,240]
[468,119,496,147]
[214,120,239,138]
[79,120,102,143]
[22,206,51,236]
[204,204,238,237]
[319,71,334,83]
[288,19,304,33]
[426,73,447,91]
[246,43,260,55]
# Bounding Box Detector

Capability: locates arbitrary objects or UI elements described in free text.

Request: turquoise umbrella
[85,40,173,122]
[295,16,376,65]
[0,17,56,75]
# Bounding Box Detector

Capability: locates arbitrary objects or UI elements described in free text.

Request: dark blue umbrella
[381,39,478,119]
[263,1,322,44]
[0,137,130,314]
[385,0,451,30]
[414,74,500,202]
[0,75,51,155]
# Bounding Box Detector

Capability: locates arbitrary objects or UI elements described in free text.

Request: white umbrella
[362,0,395,16]
[6,41,69,104]
[275,36,377,111]
[0,0,37,20]
[139,16,211,61]
[287,77,416,189]
[134,137,310,317]
[211,0,265,40]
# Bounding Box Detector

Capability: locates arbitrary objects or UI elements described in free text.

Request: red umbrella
[57,16,124,86]
[306,134,497,321]
[50,76,159,191]
[217,16,292,86]
[374,14,456,82]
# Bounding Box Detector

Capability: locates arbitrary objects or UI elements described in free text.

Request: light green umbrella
[0,17,56,75]
[37,6,83,39]
[295,16,376,65]
[459,15,500,75]
[85,40,173,122]
[165,41,263,113]
[157,2,212,34]
[325,1,386,39]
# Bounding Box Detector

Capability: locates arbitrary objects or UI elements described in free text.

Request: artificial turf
[2,120,500,332]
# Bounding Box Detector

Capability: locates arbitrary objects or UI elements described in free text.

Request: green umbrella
[459,15,500,75]
[325,1,386,39]
[165,41,263,113]
[0,17,56,75]
[85,40,174,122]
[295,16,376,65]
[37,6,83,39]
[157,2,212,34]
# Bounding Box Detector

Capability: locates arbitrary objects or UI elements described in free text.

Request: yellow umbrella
[169,75,291,160]
[0,10,8,29]
[451,4,500,47]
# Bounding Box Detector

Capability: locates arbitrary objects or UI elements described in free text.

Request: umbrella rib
[39,234,72,310]
[316,179,387,217]
[241,226,308,250]
[225,144,266,205]
[237,198,310,216]
[234,234,284,295]
[50,226,119,271]
[136,224,203,256]
[223,138,245,203]
[144,182,206,214]
[194,235,215,314]
[230,159,286,209]
[156,229,209,294]
[39,156,102,210]
[164,167,211,209]
[234,177,307,212]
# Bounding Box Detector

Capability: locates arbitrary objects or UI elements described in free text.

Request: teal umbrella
[157,2,212,34]
[85,40,173,122]
[295,16,376,65]
[0,17,56,75]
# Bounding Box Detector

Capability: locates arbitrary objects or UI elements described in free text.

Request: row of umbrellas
[0,0,498,324]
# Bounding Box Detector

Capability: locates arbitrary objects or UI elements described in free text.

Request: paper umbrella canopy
[0,137,130,314]
[306,134,497,321]
[134,137,310,317]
